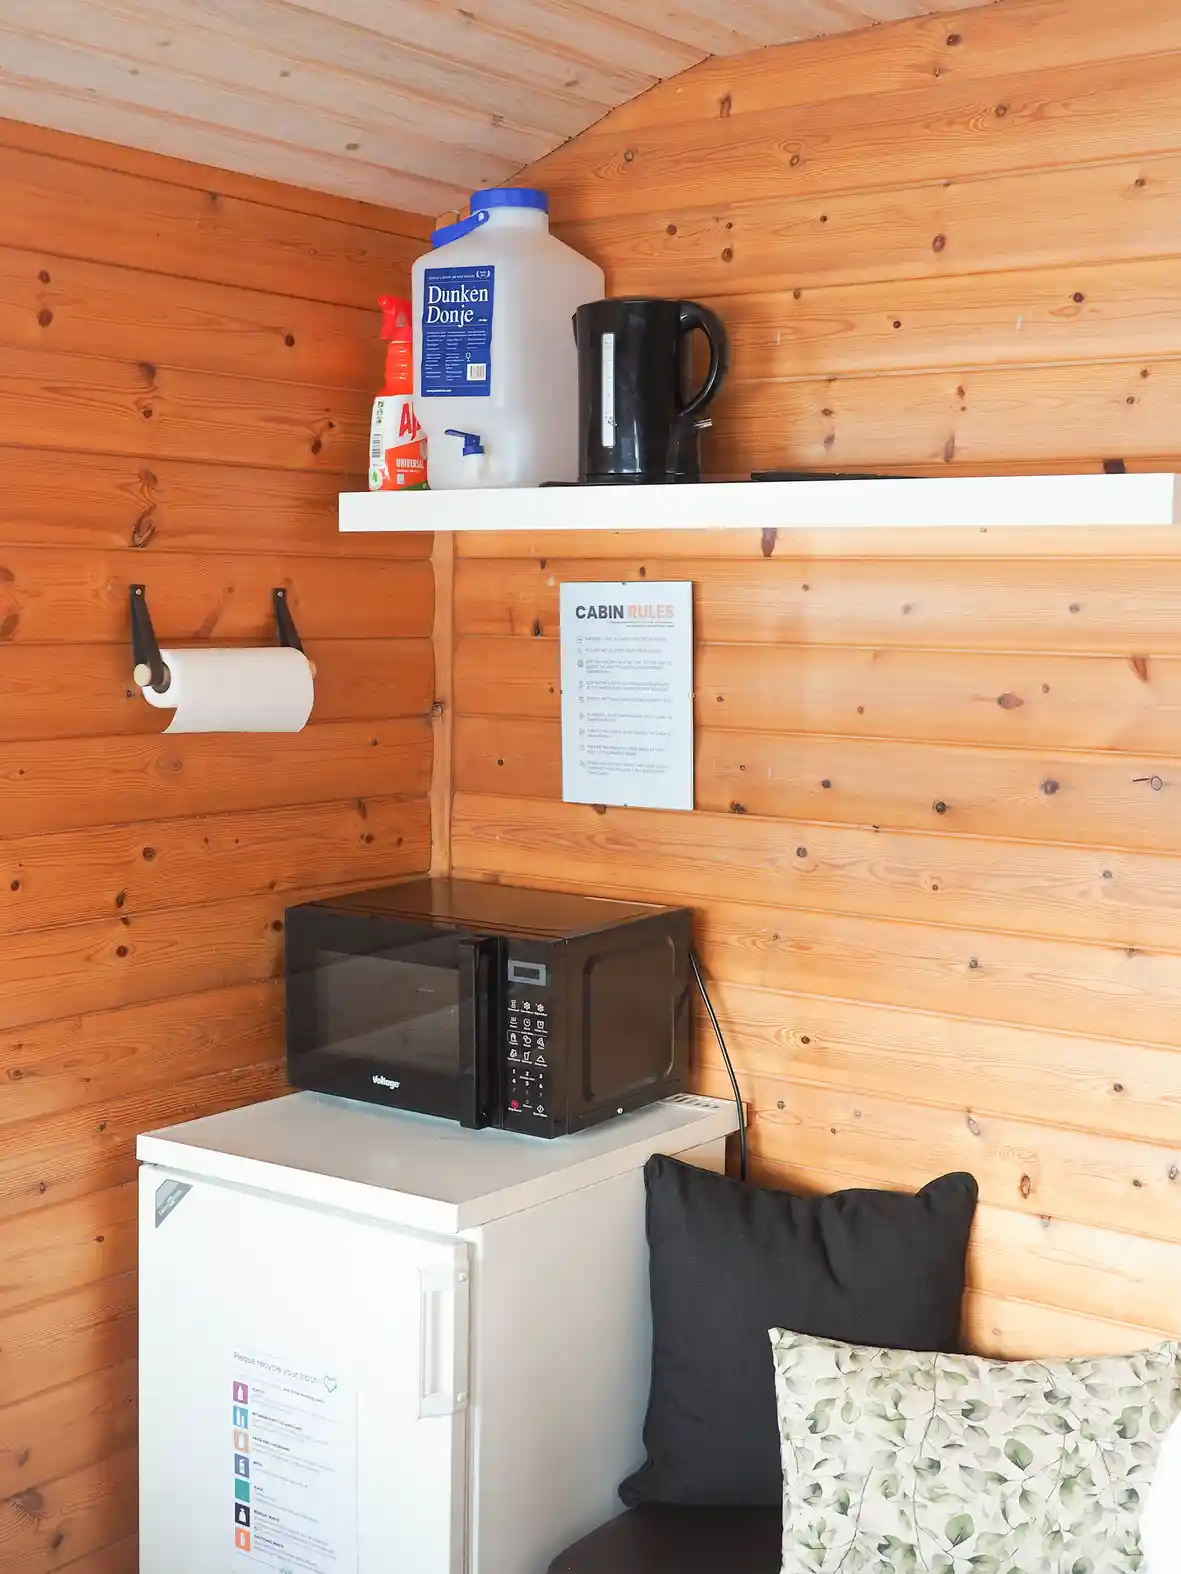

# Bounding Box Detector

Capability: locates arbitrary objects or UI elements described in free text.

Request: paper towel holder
[130,584,307,693]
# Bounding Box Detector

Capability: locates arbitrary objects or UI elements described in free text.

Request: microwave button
[522,1032,533,1046]
[535,1035,546,1051]
[520,1016,532,1032]
[534,1052,546,1067]
[508,1014,519,1028]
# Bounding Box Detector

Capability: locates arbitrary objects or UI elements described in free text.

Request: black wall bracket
[130,584,306,694]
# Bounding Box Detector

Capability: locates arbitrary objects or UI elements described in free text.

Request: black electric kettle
[573,298,729,483]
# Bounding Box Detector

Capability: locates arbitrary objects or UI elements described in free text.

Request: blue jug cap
[469,187,548,213]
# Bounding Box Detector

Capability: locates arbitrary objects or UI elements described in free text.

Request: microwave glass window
[314,940,461,1074]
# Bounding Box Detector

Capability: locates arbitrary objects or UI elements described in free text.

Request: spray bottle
[369,295,427,491]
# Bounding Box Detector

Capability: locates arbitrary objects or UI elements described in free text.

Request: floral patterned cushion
[769,1330,1181,1573]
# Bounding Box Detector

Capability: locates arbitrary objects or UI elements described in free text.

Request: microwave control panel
[503,957,552,1125]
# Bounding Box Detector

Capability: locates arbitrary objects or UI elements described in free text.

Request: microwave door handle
[458,937,496,1130]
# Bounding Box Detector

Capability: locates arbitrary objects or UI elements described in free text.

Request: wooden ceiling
[0,0,984,216]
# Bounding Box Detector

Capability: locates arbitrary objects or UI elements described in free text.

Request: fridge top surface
[296,876,683,940]
[137,1092,737,1234]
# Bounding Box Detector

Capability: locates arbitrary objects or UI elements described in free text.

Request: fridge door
[140,1165,469,1574]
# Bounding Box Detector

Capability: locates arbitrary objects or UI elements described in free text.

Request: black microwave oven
[284,878,691,1138]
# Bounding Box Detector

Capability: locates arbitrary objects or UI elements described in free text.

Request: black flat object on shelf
[750,469,910,482]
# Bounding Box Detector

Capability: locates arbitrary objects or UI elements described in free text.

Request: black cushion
[548,1506,781,1574]
[620,1157,978,1507]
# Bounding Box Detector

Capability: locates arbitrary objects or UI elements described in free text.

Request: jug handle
[678,302,730,421]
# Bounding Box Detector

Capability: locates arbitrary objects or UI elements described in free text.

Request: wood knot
[966,1115,981,1135]
[946,31,962,44]
[996,692,1024,709]
[761,527,777,557]
[729,800,747,814]
[932,233,947,252]
[932,800,948,814]
[37,308,53,328]
[718,93,732,118]
[796,846,808,857]
[591,803,607,815]
[1019,1174,1032,1199]
[1041,779,1060,795]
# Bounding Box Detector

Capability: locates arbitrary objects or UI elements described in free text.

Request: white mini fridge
[137,1090,736,1574]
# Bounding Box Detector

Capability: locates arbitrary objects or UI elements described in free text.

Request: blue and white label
[421,265,494,398]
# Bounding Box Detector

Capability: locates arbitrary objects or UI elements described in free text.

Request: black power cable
[689,948,748,1182]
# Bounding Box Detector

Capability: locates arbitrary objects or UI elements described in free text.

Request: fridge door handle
[418,1262,470,1418]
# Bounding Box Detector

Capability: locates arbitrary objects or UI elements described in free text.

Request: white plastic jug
[412,188,604,490]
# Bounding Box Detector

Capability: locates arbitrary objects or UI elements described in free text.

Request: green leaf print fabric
[769,1330,1181,1573]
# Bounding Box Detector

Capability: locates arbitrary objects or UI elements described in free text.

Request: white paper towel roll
[140,647,315,733]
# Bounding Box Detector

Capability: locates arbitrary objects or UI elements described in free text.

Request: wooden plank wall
[0,120,433,1571]
[449,0,1181,1363]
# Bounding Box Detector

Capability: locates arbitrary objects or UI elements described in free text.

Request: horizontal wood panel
[451,792,1181,948]
[707,357,1181,474]
[604,0,1181,128]
[961,1290,1158,1360]
[0,549,433,643]
[456,714,1181,854]
[0,794,428,937]
[456,523,1181,560]
[454,556,1181,653]
[0,343,368,472]
[0,878,405,1033]
[0,1361,136,1499]
[545,51,1181,223]
[708,257,1181,381]
[0,116,434,238]
[701,907,1181,1060]
[0,244,383,389]
[0,141,424,308]
[2,449,428,558]
[2,1186,137,1317]
[455,636,1181,753]
[560,154,1181,301]
[0,639,433,741]
[0,1274,135,1410]
[0,1446,136,1573]
[1,1061,286,1221]
[44,1536,137,1574]
[3,719,431,838]
[691,966,1181,1137]
[969,1202,1181,1338]
[0,981,281,1130]
[696,1065,1181,1244]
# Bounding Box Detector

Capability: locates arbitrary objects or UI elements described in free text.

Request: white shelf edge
[340,474,1181,533]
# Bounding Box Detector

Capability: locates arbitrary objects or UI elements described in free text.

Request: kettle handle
[677,302,730,421]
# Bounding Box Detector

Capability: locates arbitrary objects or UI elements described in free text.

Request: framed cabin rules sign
[559,581,694,812]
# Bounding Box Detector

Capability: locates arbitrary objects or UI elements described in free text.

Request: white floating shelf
[340,474,1181,534]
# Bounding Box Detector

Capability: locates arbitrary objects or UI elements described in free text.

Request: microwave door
[286,910,476,1120]
[458,936,499,1130]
